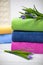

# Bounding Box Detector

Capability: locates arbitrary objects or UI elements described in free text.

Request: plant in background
[19,5,43,20]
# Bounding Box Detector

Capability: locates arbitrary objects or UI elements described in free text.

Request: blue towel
[12,30,43,43]
[0,34,12,43]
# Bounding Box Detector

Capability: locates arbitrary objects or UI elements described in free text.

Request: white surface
[0,44,43,65]
[0,44,11,50]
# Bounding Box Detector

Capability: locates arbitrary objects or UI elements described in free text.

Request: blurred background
[10,0,43,19]
[0,0,43,25]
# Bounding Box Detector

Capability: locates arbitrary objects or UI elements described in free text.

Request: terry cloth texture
[0,25,12,34]
[11,42,43,54]
[12,18,43,31]
[12,31,43,43]
[0,34,12,43]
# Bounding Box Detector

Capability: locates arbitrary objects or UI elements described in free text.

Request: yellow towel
[0,25,12,34]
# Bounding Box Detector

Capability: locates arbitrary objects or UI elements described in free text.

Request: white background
[10,0,43,21]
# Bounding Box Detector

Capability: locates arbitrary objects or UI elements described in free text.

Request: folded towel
[12,18,43,31]
[0,25,12,34]
[11,42,43,54]
[0,34,12,43]
[12,31,43,43]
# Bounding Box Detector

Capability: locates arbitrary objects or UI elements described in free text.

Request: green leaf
[4,50,32,60]
[33,5,43,16]
[19,5,43,20]
[4,50,32,55]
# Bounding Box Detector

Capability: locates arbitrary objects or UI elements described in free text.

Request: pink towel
[11,42,43,54]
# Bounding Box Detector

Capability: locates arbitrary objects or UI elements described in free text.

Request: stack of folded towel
[11,18,43,54]
[0,25,12,43]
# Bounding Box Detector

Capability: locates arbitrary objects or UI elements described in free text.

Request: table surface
[0,44,43,65]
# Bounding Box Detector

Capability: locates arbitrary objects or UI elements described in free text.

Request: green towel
[12,18,43,31]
